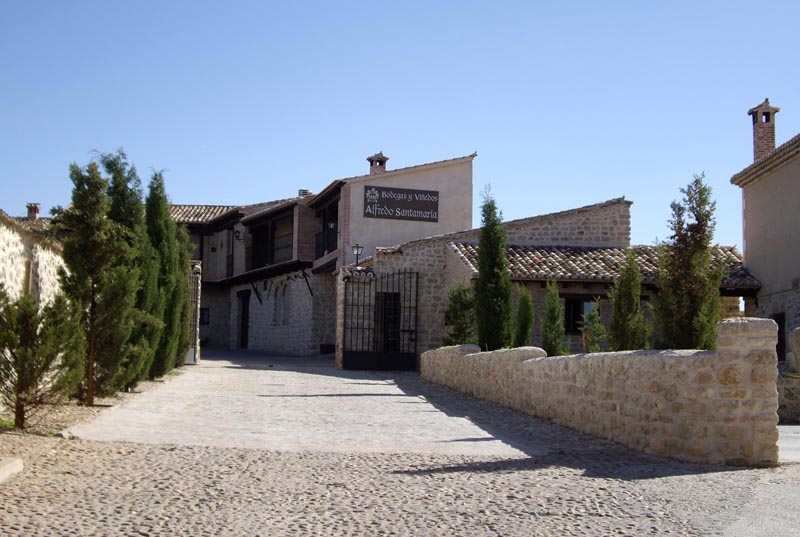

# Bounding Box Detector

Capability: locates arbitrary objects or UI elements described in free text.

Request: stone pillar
[716,317,779,466]
[334,270,346,369]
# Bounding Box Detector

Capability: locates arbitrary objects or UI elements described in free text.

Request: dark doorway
[237,289,251,349]
[342,270,418,370]
[771,312,786,362]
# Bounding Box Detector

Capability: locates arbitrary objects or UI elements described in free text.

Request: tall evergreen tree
[101,151,162,387]
[513,286,534,347]
[652,174,723,350]
[174,223,193,367]
[0,288,85,429]
[608,249,650,350]
[57,162,131,404]
[541,280,565,356]
[474,191,513,351]
[145,172,181,377]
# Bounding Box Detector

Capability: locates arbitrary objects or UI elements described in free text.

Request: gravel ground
[1,355,799,536]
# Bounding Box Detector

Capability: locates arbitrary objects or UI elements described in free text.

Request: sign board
[363,185,439,222]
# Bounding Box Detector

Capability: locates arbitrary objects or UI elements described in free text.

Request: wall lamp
[352,243,363,266]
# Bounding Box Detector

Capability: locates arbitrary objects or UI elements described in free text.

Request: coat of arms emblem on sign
[366,187,379,204]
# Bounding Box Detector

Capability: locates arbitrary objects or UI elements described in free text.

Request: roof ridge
[731,131,800,187]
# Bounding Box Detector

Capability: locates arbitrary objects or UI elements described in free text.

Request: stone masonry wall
[312,272,336,353]
[778,374,800,422]
[233,270,316,355]
[432,197,632,249]
[199,289,230,348]
[752,287,800,362]
[372,240,450,355]
[421,318,779,467]
[0,213,64,303]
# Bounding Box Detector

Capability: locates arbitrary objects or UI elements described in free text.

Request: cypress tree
[174,223,193,367]
[0,288,85,429]
[652,174,723,350]
[512,286,534,347]
[474,191,512,351]
[580,299,606,353]
[541,280,565,356]
[58,161,130,404]
[442,283,476,346]
[608,249,650,350]
[145,172,181,377]
[101,151,162,388]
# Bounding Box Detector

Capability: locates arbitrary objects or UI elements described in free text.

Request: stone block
[717,365,743,386]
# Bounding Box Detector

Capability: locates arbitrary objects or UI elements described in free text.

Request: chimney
[748,98,780,162]
[298,189,312,197]
[26,203,40,220]
[367,152,389,175]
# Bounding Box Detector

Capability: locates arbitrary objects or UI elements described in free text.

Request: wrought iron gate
[342,269,419,370]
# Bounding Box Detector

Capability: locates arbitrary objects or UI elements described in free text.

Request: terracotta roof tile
[449,243,760,290]
[170,199,297,225]
[170,205,238,224]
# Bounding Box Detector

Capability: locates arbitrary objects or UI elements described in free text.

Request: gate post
[335,268,347,369]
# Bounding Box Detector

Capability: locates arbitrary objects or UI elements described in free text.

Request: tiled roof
[170,199,297,225]
[170,205,238,224]
[0,210,61,252]
[14,216,54,236]
[730,132,800,187]
[449,243,760,290]
[240,198,303,224]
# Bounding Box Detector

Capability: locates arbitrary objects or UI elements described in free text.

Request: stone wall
[751,288,800,362]
[778,374,800,422]
[421,318,779,467]
[0,211,64,304]
[312,272,336,353]
[231,270,316,355]
[199,289,230,348]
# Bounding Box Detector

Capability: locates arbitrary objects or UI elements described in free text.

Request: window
[564,299,595,334]
[199,308,209,326]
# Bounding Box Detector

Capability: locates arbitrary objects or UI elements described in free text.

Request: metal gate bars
[342,269,419,370]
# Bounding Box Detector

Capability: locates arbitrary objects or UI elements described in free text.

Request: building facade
[172,152,476,356]
[731,99,800,362]
[0,204,64,304]
[347,197,757,365]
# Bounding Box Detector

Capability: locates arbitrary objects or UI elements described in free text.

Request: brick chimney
[748,98,780,162]
[367,152,389,174]
[26,203,40,220]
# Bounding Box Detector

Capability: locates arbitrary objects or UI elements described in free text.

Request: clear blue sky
[2,1,798,249]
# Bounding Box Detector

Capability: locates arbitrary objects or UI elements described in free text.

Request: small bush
[513,286,534,347]
[0,289,85,429]
[580,299,606,353]
[443,283,476,346]
[541,280,565,356]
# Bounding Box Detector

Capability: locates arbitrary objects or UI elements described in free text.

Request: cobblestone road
[1,351,799,536]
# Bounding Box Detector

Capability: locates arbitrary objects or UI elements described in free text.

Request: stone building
[731,99,800,363]
[345,197,758,367]
[0,203,64,304]
[172,152,476,355]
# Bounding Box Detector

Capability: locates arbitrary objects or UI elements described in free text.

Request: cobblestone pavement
[1,351,799,536]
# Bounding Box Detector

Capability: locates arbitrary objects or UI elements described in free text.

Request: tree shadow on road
[199,349,752,480]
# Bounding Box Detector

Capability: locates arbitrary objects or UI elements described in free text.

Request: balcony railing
[314,227,339,259]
